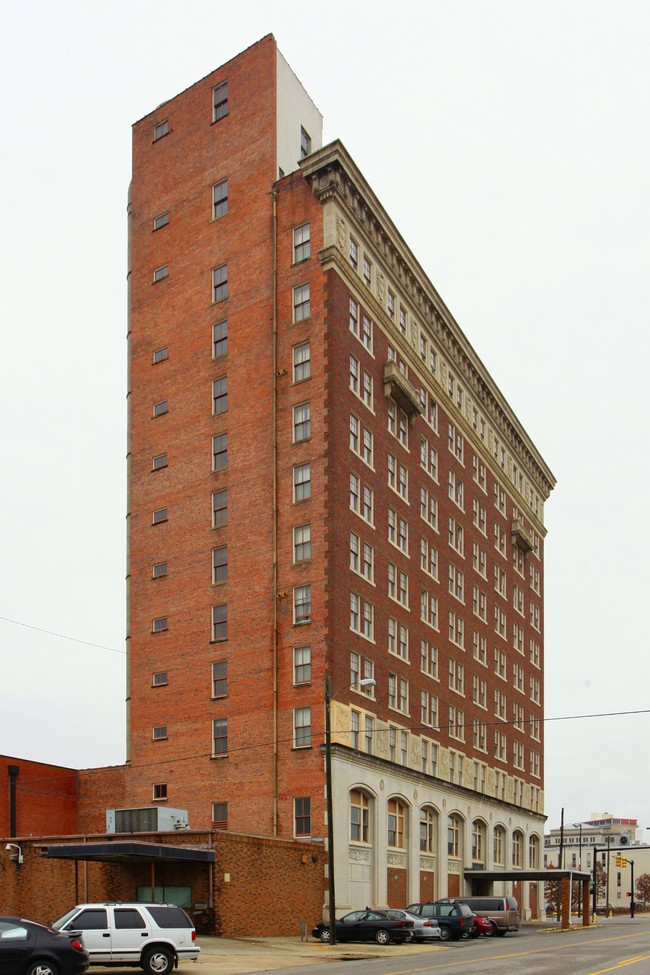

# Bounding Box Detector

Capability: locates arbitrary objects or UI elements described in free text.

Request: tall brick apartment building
[124,34,555,918]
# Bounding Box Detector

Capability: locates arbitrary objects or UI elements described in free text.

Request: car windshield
[51,910,79,931]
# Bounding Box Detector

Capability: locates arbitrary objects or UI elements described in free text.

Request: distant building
[544,813,650,908]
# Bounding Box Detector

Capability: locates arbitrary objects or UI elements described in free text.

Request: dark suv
[405,900,474,941]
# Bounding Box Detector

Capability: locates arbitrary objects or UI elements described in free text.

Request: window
[472,498,487,535]
[399,306,407,335]
[448,659,464,695]
[421,639,438,679]
[212,718,228,756]
[420,488,438,529]
[473,542,487,578]
[212,802,227,829]
[472,821,486,863]
[448,611,464,648]
[388,674,409,714]
[420,539,438,580]
[494,826,505,865]
[152,454,167,471]
[513,831,523,867]
[300,125,311,158]
[448,423,464,463]
[213,179,228,218]
[350,652,375,692]
[294,462,311,501]
[350,790,369,842]
[387,799,405,848]
[472,586,487,621]
[212,546,228,583]
[495,606,507,637]
[449,704,465,741]
[448,517,464,556]
[420,438,438,481]
[472,455,487,492]
[153,211,169,230]
[448,470,464,510]
[421,689,438,727]
[362,370,373,408]
[293,524,311,562]
[420,807,436,852]
[473,720,487,753]
[387,400,408,447]
[387,618,408,659]
[153,400,168,417]
[152,725,167,740]
[212,489,227,526]
[472,675,487,709]
[472,630,487,665]
[448,814,461,857]
[152,671,167,686]
[362,314,373,352]
[212,264,228,302]
[153,783,167,800]
[212,433,227,469]
[293,283,310,321]
[212,376,228,414]
[293,403,310,442]
[294,706,311,746]
[388,563,408,607]
[350,592,374,639]
[153,120,168,141]
[153,346,168,364]
[212,660,227,697]
[152,616,168,633]
[293,223,310,262]
[212,319,228,358]
[152,507,167,525]
[294,797,311,836]
[349,236,358,270]
[294,645,311,684]
[213,81,228,121]
[420,590,438,629]
[529,835,540,869]
[293,341,310,382]
[363,255,372,287]
[448,564,465,603]
[212,604,227,640]
[294,585,311,623]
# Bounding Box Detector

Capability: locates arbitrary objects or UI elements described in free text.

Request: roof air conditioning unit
[618,833,631,846]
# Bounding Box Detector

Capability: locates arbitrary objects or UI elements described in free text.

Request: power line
[0,615,125,656]
[8,707,650,790]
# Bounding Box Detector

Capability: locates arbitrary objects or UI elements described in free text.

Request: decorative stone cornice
[301,142,556,500]
[511,518,535,554]
[383,360,422,423]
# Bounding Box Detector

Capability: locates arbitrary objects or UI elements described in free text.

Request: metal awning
[465,868,591,882]
[43,841,215,864]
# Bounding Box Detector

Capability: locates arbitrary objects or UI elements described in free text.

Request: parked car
[0,916,89,975]
[405,900,475,941]
[438,896,520,936]
[312,909,414,944]
[470,913,493,937]
[384,909,441,942]
[52,903,198,974]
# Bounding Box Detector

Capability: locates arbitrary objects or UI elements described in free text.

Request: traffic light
[616,854,621,866]
[622,856,627,868]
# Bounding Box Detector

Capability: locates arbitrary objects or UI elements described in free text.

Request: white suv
[52,903,199,974]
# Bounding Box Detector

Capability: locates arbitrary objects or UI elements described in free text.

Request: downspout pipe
[8,765,19,837]
[271,187,280,837]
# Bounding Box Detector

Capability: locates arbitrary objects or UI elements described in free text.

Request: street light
[325,674,375,946]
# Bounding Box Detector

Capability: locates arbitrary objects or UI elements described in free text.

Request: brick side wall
[387,866,406,908]
[0,757,77,837]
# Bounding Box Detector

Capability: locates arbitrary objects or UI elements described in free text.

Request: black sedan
[312,909,414,944]
[0,917,89,975]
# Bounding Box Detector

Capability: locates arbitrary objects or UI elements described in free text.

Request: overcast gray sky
[1,0,649,835]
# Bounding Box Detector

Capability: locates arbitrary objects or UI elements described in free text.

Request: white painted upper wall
[276,49,322,177]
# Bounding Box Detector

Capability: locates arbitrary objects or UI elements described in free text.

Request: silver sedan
[385,909,442,942]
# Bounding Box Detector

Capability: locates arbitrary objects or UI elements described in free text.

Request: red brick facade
[0,757,77,838]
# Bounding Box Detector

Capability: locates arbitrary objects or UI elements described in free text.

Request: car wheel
[319,928,331,943]
[495,928,507,937]
[375,928,391,945]
[142,947,174,975]
[489,921,498,937]
[27,963,59,975]
[438,925,452,942]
